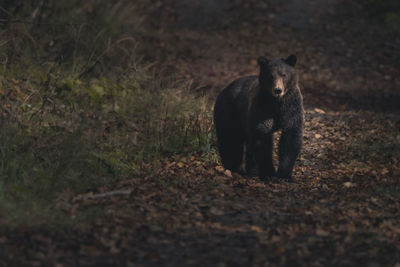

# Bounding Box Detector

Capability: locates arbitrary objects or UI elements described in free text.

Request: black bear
[214,55,304,181]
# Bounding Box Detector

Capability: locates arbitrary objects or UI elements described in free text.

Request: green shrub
[0,67,214,202]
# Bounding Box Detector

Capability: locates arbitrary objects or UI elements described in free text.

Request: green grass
[0,65,215,215]
[0,0,216,224]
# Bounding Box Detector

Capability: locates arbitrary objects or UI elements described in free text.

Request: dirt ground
[1,0,400,266]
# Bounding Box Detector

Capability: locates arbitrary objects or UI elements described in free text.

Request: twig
[0,18,81,26]
[72,190,132,202]
[0,6,14,17]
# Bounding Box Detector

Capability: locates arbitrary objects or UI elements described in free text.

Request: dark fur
[214,55,304,181]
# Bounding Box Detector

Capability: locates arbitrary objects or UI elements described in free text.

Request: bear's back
[220,75,257,108]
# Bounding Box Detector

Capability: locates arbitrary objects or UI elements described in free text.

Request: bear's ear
[285,54,297,67]
[257,57,268,67]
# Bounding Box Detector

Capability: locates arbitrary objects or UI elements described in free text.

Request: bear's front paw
[260,175,274,182]
[259,168,276,182]
[277,174,293,183]
[282,177,293,183]
[246,168,259,178]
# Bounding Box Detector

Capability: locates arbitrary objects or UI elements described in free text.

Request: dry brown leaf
[270,235,281,243]
[250,225,263,233]
[215,166,225,173]
[314,108,326,114]
[210,207,224,216]
[381,168,389,175]
[177,162,184,168]
[224,169,232,177]
[316,228,330,237]
[343,182,356,188]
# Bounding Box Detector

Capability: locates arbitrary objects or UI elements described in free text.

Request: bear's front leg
[277,127,302,182]
[245,141,258,177]
[255,133,275,181]
[252,120,275,181]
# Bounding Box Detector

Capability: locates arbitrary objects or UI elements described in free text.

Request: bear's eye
[281,73,287,78]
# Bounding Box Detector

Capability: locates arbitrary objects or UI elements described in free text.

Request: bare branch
[72,190,132,202]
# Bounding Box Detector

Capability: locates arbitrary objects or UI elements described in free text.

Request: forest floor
[1,0,400,266]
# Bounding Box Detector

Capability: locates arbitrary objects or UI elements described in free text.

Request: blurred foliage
[0,0,144,78]
[367,0,400,32]
[0,0,215,220]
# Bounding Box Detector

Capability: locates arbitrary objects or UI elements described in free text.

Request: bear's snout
[274,88,282,95]
[272,77,285,97]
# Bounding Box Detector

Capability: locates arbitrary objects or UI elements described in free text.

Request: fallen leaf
[270,235,281,243]
[381,168,389,175]
[314,108,326,114]
[316,228,330,237]
[215,166,225,173]
[210,207,224,216]
[250,225,263,233]
[224,169,232,177]
[343,182,356,188]
[315,134,322,139]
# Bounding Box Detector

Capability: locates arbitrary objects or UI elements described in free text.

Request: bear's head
[257,55,297,98]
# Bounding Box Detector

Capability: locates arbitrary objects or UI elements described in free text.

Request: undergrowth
[0,0,215,223]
